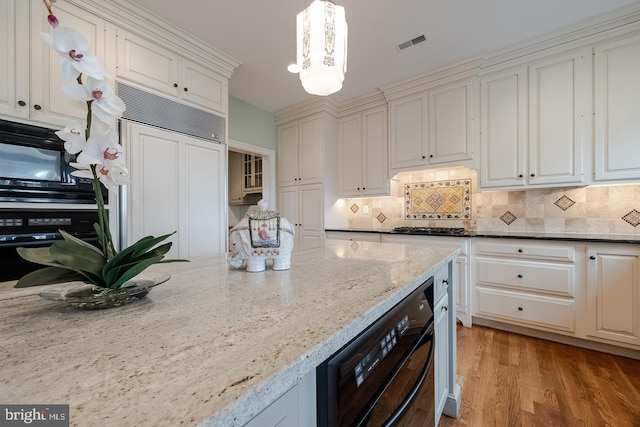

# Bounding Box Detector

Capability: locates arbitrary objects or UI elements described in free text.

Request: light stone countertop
[0,240,458,427]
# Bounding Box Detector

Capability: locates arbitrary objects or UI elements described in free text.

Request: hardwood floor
[439,325,640,427]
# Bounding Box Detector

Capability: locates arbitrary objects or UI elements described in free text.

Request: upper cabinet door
[338,114,362,197]
[479,67,528,189]
[278,121,300,186]
[528,50,587,186]
[116,28,180,98]
[180,59,227,114]
[30,0,108,127]
[298,114,323,185]
[0,0,29,120]
[389,92,428,172]
[594,35,640,182]
[428,80,474,165]
[362,107,389,196]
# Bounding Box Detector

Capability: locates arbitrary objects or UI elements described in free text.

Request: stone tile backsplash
[344,167,640,235]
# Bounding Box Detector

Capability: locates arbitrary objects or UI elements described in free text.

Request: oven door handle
[356,327,435,427]
[0,238,61,248]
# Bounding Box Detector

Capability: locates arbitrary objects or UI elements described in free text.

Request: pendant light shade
[296,0,348,96]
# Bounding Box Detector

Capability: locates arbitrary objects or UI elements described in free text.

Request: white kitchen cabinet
[389,92,427,172]
[228,150,243,205]
[434,284,449,424]
[528,51,587,186]
[586,244,640,347]
[479,66,527,188]
[277,111,337,248]
[243,370,316,427]
[124,121,226,258]
[338,106,389,197]
[0,0,29,120]
[116,28,227,115]
[473,238,577,334]
[388,79,475,175]
[593,35,640,182]
[480,49,588,190]
[382,233,472,327]
[0,0,109,127]
[428,79,475,166]
[277,114,324,187]
[279,184,324,248]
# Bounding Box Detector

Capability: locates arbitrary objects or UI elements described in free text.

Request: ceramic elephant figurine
[228,200,295,272]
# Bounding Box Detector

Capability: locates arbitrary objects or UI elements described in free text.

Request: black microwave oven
[0,119,105,204]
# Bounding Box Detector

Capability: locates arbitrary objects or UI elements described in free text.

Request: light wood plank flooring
[439,325,640,427]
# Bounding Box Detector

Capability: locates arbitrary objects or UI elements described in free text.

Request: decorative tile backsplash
[404,179,471,219]
[344,167,640,235]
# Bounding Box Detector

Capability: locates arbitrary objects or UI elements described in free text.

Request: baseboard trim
[472,317,640,360]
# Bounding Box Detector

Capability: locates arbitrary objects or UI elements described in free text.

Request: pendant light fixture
[294,0,348,96]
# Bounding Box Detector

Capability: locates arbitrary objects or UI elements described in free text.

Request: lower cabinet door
[586,245,640,346]
[434,294,449,424]
[243,385,299,427]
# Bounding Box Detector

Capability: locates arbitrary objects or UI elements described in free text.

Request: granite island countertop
[0,240,458,427]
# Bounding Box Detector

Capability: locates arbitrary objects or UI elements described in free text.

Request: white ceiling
[130,0,640,113]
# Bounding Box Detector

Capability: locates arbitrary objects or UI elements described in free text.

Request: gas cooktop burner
[391,226,467,236]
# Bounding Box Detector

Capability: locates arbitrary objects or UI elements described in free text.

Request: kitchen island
[0,240,459,426]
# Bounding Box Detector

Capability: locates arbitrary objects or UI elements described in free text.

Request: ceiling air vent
[396,34,427,52]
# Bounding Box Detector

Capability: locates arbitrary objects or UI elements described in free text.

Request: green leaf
[59,229,103,255]
[16,247,57,265]
[14,267,86,288]
[108,256,166,289]
[16,247,106,287]
[102,233,175,278]
[50,240,106,276]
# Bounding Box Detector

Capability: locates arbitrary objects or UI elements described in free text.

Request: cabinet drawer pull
[517,274,523,279]
[442,305,448,312]
[518,306,523,311]
[517,248,523,253]
[589,256,596,260]
[33,104,42,110]
[518,174,523,178]
[173,83,178,88]
[442,279,449,285]
[183,87,188,92]
[17,100,26,106]
[530,173,535,177]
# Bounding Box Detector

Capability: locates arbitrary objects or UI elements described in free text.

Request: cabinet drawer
[475,287,575,332]
[475,241,575,262]
[476,258,574,297]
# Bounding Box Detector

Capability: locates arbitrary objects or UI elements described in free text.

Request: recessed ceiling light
[287,63,300,73]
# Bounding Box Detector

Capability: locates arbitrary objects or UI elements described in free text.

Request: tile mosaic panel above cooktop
[405,179,472,219]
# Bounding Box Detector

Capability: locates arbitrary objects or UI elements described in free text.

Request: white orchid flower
[76,132,124,166]
[55,121,87,154]
[71,131,129,192]
[63,77,126,126]
[41,26,105,80]
[70,162,128,193]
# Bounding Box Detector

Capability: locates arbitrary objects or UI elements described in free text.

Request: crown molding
[66,0,241,78]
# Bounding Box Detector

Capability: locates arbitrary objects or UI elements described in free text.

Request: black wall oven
[317,277,436,427]
[0,209,101,282]
[0,119,102,204]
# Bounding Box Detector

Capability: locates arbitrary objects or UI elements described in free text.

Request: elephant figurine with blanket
[228,200,295,272]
